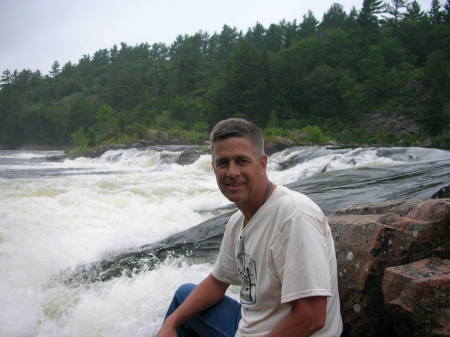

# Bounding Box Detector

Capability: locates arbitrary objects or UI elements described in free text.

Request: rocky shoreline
[42,139,415,163]
[2,128,444,160]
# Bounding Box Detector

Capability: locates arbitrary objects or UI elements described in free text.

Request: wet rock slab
[432,184,450,199]
[59,209,234,284]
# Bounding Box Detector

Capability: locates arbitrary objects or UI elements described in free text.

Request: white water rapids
[0,146,447,337]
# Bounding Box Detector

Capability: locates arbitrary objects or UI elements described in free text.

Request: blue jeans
[164,283,242,337]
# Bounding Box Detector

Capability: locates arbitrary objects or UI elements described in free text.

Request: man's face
[212,136,268,206]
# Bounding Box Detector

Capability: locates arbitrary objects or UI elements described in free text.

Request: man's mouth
[225,182,245,188]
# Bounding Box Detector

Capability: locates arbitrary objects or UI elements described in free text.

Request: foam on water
[0,149,229,337]
[1,146,447,337]
[268,147,400,185]
[3,258,212,337]
[79,148,165,168]
[0,150,64,160]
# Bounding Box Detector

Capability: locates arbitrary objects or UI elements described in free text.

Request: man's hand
[267,296,327,337]
[155,320,178,337]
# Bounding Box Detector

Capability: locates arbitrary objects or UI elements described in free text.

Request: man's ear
[260,154,268,169]
[211,151,215,171]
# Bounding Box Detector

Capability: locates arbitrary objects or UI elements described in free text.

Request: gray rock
[432,184,450,199]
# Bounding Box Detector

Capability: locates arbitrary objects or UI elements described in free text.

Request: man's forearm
[266,296,327,337]
[163,274,229,329]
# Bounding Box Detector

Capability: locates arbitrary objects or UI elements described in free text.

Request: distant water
[0,146,449,337]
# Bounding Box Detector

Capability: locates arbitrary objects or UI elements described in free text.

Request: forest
[0,0,449,151]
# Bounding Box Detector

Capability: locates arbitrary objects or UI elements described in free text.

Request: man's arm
[266,296,327,337]
[156,274,229,337]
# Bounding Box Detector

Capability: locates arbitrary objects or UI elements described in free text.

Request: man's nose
[226,161,240,177]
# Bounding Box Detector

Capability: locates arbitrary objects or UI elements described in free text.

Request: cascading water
[1,146,449,337]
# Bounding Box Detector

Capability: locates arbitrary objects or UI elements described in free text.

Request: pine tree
[49,61,60,78]
[299,10,318,38]
[358,0,385,26]
[320,3,349,31]
[384,0,407,27]
[404,0,425,20]
[445,0,450,22]
[1,69,12,86]
[429,0,445,23]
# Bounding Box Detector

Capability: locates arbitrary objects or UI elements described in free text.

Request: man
[157,118,342,337]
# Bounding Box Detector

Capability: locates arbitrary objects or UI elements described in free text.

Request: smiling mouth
[226,182,245,188]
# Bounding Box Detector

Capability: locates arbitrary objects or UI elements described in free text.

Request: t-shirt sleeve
[212,219,241,285]
[270,212,332,304]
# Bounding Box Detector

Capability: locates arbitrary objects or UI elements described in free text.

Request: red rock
[329,198,450,337]
[383,258,450,337]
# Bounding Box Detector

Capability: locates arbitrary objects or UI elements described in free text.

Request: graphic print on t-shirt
[237,235,257,304]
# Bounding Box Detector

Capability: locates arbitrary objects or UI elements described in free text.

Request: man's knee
[174,283,196,301]
[165,283,198,319]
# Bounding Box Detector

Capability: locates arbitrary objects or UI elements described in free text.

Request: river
[0,146,449,337]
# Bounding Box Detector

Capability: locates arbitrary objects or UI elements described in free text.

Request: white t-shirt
[212,185,342,337]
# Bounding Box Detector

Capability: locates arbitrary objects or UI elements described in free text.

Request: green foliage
[266,110,279,128]
[168,128,209,144]
[170,96,205,124]
[431,133,450,149]
[423,50,448,88]
[70,127,91,156]
[71,127,87,146]
[296,125,328,143]
[281,119,303,129]
[192,121,209,132]
[384,0,407,27]
[0,2,449,149]
[359,0,385,26]
[95,105,117,140]
[86,127,96,147]
[263,125,330,145]
[154,112,186,130]
[263,127,288,138]
[128,123,148,139]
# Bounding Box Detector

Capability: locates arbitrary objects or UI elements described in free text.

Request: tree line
[1,0,449,149]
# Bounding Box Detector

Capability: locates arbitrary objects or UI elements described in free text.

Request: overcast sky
[1,0,433,74]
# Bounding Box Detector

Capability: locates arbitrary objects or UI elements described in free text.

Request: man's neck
[240,179,274,225]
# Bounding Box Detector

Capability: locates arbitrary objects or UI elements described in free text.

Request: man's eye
[216,161,228,167]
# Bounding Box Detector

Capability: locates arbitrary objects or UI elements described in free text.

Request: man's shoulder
[272,186,324,218]
[224,209,244,230]
[273,186,318,208]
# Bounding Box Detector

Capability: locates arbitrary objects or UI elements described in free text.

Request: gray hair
[210,118,264,157]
